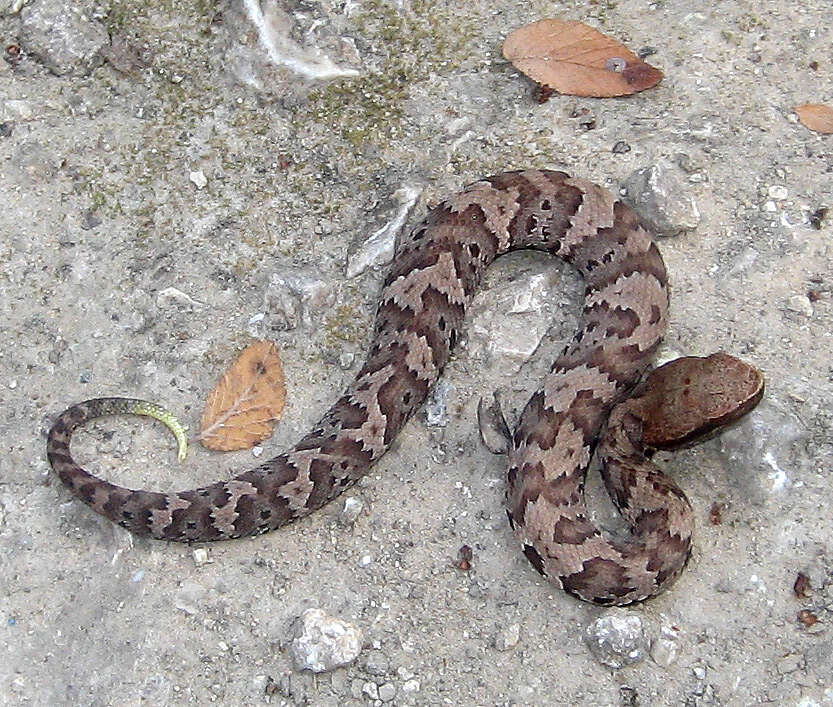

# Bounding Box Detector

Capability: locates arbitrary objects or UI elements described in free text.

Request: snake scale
[47,169,763,605]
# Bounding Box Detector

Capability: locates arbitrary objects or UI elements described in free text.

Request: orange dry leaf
[503,19,663,98]
[199,341,286,451]
[795,104,833,134]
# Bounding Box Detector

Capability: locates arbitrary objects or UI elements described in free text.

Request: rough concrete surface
[1,0,831,705]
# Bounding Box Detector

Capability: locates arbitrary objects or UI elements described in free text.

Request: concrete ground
[1,0,831,704]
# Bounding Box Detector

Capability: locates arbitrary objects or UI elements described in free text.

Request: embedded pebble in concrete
[623,162,701,235]
[718,399,811,503]
[468,261,566,362]
[339,496,364,525]
[476,393,512,454]
[346,185,422,278]
[494,622,521,651]
[585,611,649,669]
[17,0,107,75]
[424,379,453,427]
[363,648,389,676]
[650,623,682,667]
[264,266,336,330]
[290,609,363,673]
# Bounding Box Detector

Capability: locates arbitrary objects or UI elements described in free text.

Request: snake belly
[48,169,677,603]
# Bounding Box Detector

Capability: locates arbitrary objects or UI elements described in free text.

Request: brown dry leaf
[503,19,663,98]
[199,341,286,451]
[795,103,833,134]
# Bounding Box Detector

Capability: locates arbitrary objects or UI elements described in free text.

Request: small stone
[0,0,28,14]
[612,140,631,154]
[359,554,373,567]
[339,496,364,525]
[80,209,101,230]
[786,294,813,317]
[424,379,453,427]
[264,266,336,330]
[650,624,681,667]
[364,649,389,676]
[477,393,512,454]
[18,2,108,75]
[401,679,420,693]
[623,162,701,236]
[585,610,649,669]
[346,185,421,278]
[362,681,379,700]
[768,184,788,200]
[0,121,13,137]
[350,678,364,699]
[157,286,200,310]
[192,548,209,565]
[189,170,208,189]
[467,260,562,361]
[718,398,810,503]
[175,581,207,615]
[4,100,33,119]
[290,608,363,673]
[495,622,521,651]
[777,653,803,674]
[378,682,396,702]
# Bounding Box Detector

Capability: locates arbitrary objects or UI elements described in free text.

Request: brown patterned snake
[47,170,764,605]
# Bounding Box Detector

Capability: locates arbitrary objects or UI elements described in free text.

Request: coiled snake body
[47,170,763,605]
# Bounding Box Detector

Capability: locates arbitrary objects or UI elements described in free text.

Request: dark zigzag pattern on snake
[47,169,695,605]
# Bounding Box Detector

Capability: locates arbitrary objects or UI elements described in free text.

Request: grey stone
[585,611,649,669]
[290,608,363,673]
[494,622,520,651]
[346,185,421,278]
[477,392,512,454]
[623,162,701,236]
[424,379,453,427]
[363,649,389,676]
[718,398,811,505]
[18,1,108,76]
[650,624,681,667]
[339,496,364,525]
[264,266,336,330]
[378,682,396,702]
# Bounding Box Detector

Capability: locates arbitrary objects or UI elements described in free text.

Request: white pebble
[290,608,363,673]
[402,679,420,693]
[767,184,788,200]
[189,170,208,189]
[362,681,379,700]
